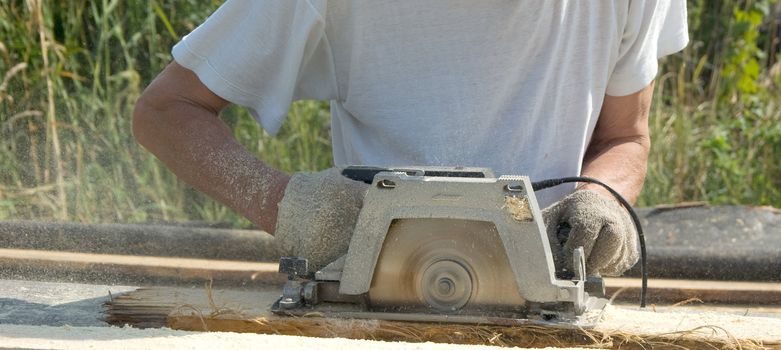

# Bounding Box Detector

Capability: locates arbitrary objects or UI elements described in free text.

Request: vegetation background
[1,0,780,227]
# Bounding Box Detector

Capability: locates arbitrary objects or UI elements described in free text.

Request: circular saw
[272,166,608,327]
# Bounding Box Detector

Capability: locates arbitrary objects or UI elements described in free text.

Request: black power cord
[531,176,647,308]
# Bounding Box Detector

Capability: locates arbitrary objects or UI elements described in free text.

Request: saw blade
[368,218,526,314]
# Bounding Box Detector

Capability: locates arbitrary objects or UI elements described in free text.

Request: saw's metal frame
[272,167,607,326]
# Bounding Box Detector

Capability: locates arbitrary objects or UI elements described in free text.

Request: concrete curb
[0,220,278,262]
[627,205,781,281]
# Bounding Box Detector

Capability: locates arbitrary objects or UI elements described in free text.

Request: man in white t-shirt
[133,1,688,276]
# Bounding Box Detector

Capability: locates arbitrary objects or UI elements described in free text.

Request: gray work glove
[274,168,370,271]
[542,190,639,277]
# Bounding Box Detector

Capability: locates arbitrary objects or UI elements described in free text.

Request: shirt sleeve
[172,0,337,134]
[606,0,689,96]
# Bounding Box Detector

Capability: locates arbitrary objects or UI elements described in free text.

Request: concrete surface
[0,324,581,350]
[0,279,136,327]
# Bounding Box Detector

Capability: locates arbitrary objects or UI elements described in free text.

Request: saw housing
[272,167,607,326]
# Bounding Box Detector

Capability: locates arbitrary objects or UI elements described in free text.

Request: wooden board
[105,286,781,349]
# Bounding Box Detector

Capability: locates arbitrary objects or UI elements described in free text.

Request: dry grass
[0,1,331,225]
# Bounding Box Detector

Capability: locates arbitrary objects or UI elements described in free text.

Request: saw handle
[532,176,647,308]
[341,166,488,184]
[341,166,392,184]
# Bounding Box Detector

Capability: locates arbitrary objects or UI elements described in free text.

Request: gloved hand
[274,167,370,271]
[542,190,639,277]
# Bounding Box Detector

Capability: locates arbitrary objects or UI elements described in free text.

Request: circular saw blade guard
[273,167,607,325]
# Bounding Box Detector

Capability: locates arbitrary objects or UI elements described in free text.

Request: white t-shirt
[172,0,688,207]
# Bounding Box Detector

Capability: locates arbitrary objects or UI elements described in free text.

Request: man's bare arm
[581,82,655,204]
[133,62,290,232]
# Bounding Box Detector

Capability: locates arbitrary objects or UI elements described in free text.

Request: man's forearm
[579,83,654,205]
[580,136,649,204]
[133,63,289,232]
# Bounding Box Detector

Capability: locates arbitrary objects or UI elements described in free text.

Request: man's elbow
[588,133,651,159]
[633,134,651,154]
[132,92,158,149]
[132,82,178,152]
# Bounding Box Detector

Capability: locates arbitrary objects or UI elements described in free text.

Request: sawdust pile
[156,283,775,350]
[503,196,532,222]
[168,314,598,348]
[168,292,771,350]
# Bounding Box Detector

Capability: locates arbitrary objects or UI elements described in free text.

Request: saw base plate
[270,297,607,329]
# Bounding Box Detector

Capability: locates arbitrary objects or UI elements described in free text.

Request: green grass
[1,0,780,225]
[640,0,781,206]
